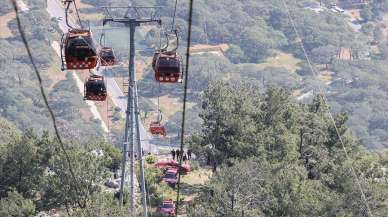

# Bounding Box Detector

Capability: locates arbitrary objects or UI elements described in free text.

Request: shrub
[190,160,200,171]
[145,155,157,164]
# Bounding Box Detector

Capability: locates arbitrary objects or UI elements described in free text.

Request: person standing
[180,150,184,159]
[187,149,192,160]
[176,149,180,160]
[183,154,187,163]
[171,149,176,160]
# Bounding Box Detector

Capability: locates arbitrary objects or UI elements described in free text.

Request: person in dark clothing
[176,149,180,159]
[180,150,184,158]
[171,150,176,160]
[187,149,192,160]
[183,154,187,163]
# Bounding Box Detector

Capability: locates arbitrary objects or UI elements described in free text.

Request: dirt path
[0,12,15,38]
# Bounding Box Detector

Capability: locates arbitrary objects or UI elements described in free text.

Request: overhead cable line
[175,0,194,215]
[72,0,84,28]
[280,1,374,216]
[171,0,179,31]
[10,0,89,210]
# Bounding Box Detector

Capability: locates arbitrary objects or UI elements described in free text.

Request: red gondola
[152,49,162,71]
[154,50,182,83]
[99,47,116,66]
[149,121,166,137]
[84,75,107,101]
[62,29,98,70]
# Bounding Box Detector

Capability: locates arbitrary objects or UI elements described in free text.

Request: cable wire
[280,1,373,216]
[72,0,84,29]
[10,0,89,210]
[174,0,194,215]
[171,0,178,31]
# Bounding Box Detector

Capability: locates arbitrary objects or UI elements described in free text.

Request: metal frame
[102,6,162,217]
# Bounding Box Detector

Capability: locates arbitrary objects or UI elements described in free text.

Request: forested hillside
[0,0,103,143]
[187,81,388,216]
[75,0,388,149]
[133,0,388,150]
[1,0,388,216]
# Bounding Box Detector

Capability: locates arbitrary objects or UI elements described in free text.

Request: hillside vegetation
[0,0,104,143]
[138,0,388,150]
[1,0,388,216]
[187,81,388,216]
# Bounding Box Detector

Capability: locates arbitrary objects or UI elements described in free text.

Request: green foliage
[145,155,157,164]
[142,166,176,210]
[0,0,103,144]
[189,160,200,171]
[43,146,108,210]
[0,117,21,145]
[194,81,304,169]
[0,190,35,217]
[360,7,373,21]
[101,143,122,171]
[225,44,245,64]
[188,82,388,216]
[72,193,132,217]
[0,130,54,198]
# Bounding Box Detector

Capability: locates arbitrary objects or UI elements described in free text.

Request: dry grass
[0,11,15,38]
[94,96,114,131]
[317,69,335,84]
[79,107,93,121]
[190,44,229,52]
[317,74,333,84]
[46,60,67,90]
[292,89,303,97]
[149,95,195,120]
[114,59,147,92]
[338,47,352,60]
[67,0,103,21]
[136,59,147,80]
[255,51,301,73]
[114,76,128,94]
[181,168,212,186]
[371,45,380,54]
[141,25,155,33]
[347,9,361,21]
[177,167,212,215]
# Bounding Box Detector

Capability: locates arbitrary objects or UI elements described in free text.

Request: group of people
[171,149,192,162]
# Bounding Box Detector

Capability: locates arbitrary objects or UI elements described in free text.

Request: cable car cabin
[149,121,166,137]
[63,29,98,70]
[152,51,159,71]
[99,47,116,66]
[84,75,107,101]
[152,49,163,71]
[154,51,182,83]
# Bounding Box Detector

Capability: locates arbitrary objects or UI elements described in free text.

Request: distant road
[46,0,158,154]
